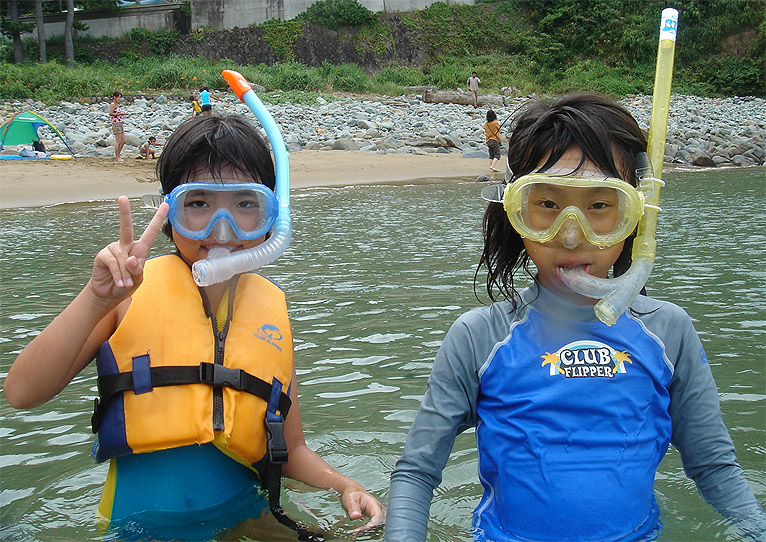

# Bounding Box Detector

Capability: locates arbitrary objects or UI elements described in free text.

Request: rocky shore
[1,93,764,168]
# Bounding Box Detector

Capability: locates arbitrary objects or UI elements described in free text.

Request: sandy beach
[0,152,492,209]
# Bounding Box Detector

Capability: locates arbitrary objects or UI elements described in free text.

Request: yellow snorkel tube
[559,7,678,325]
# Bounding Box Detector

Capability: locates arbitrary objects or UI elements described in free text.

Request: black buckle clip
[199,362,243,391]
[91,397,101,434]
[266,419,289,464]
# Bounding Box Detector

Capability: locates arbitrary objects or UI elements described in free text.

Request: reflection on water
[1,169,764,541]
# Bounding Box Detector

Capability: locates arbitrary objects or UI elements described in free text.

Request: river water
[1,167,764,541]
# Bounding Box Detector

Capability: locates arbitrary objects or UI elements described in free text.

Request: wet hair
[148,136,156,142]
[476,92,648,305]
[156,115,276,239]
[486,110,497,122]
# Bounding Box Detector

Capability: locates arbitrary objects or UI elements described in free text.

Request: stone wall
[172,13,428,69]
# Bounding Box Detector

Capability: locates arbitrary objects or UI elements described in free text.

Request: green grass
[0,50,758,104]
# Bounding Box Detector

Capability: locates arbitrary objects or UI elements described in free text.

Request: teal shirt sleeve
[386,306,490,541]
[649,301,766,539]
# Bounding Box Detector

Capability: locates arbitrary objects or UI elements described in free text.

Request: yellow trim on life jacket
[99,254,293,466]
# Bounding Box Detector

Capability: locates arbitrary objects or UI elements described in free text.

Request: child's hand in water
[88,196,168,302]
[341,482,385,529]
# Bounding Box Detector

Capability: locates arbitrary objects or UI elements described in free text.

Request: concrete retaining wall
[22,0,472,40]
[22,3,185,39]
[193,0,473,30]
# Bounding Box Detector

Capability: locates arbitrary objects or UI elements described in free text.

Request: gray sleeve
[385,311,485,542]
[663,306,766,539]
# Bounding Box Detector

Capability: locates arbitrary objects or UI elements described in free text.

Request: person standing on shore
[484,109,501,172]
[467,71,481,107]
[109,91,127,162]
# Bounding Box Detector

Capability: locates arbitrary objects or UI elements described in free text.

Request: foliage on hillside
[399,0,764,96]
[0,0,762,101]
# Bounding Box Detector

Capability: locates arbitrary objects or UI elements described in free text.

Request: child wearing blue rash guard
[385,93,766,542]
[5,115,383,540]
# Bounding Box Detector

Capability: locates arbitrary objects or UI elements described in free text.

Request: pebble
[1,93,764,168]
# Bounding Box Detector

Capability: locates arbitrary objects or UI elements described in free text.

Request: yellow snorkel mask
[502,173,647,249]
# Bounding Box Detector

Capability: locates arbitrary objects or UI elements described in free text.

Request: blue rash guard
[386,282,765,542]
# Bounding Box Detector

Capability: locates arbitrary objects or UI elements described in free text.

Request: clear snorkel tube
[558,7,678,325]
[191,70,292,287]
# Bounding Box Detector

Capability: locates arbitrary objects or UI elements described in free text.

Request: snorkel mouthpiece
[559,7,678,325]
[191,70,292,286]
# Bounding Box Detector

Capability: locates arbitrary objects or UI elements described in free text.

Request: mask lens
[506,174,642,246]
[167,183,277,240]
[523,183,621,235]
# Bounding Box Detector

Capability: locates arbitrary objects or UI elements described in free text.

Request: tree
[64,0,74,66]
[1,0,33,63]
[34,0,45,63]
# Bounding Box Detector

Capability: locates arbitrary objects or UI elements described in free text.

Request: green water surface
[1,167,764,541]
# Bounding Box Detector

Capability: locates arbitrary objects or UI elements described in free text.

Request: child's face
[171,169,269,267]
[522,148,626,305]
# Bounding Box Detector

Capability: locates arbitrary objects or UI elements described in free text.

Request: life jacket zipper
[211,314,230,431]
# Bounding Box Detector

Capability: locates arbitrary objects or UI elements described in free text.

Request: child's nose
[209,216,236,243]
[556,218,585,249]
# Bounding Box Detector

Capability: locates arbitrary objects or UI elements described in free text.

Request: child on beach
[139,136,161,159]
[484,109,501,172]
[190,95,202,116]
[198,86,213,116]
[385,93,765,542]
[4,114,383,540]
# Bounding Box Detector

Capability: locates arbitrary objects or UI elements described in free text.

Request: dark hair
[156,115,276,239]
[200,87,208,92]
[112,91,122,98]
[486,110,497,122]
[477,92,647,305]
[148,136,156,142]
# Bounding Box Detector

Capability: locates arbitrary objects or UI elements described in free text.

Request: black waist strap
[91,362,291,433]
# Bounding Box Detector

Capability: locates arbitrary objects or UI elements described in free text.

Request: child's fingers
[136,202,169,252]
[344,491,384,526]
[117,196,135,247]
[105,242,133,289]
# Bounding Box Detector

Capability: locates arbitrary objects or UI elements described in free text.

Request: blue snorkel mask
[189,70,292,286]
[165,182,279,243]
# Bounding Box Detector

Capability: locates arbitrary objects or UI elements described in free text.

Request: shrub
[374,66,424,87]
[321,62,370,92]
[261,20,303,62]
[270,62,324,91]
[148,29,179,56]
[297,0,376,30]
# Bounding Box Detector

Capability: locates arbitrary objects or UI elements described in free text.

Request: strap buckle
[266,418,288,464]
[91,397,101,434]
[198,362,244,391]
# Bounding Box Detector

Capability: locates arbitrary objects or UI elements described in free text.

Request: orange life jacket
[91,254,293,469]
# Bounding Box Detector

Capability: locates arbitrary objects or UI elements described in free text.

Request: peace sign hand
[87,196,168,304]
